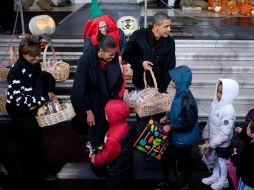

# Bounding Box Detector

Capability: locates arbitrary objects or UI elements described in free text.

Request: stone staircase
[1,38,254,122]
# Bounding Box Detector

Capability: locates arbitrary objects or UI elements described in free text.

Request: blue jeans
[238,178,254,190]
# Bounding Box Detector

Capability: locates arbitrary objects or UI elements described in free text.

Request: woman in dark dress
[71,35,125,149]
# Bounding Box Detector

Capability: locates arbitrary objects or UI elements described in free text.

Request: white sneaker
[202,175,219,185]
[211,178,229,190]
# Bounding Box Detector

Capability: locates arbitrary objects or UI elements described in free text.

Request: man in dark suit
[123,11,176,93]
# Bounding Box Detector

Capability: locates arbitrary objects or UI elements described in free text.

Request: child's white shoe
[201,175,219,185]
[210,178,229,190]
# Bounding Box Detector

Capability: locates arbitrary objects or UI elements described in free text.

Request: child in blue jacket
[159,65,200,190]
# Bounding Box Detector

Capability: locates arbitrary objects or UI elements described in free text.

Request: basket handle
[43,43,57,65]
[143,68,158,89]
[9,45,17,65]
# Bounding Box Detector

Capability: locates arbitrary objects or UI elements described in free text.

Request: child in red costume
[89,99,133,190]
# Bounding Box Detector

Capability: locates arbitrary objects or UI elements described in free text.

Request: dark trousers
[161,145,192,182]
[10,117,45,190]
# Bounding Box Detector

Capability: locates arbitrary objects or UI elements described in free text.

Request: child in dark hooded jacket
[159,65,199,190]
[89,99,133,190]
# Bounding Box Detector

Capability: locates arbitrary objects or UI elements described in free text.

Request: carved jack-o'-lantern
[29,15,56,36]
[117,16,138,39]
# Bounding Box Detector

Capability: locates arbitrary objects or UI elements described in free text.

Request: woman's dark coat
[6,56,55,189]
[71,45,124,147]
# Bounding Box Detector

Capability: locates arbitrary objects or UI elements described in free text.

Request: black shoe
[156,182,168,190]
[178,184,192,190]
[157,181,177,190]
[44,175,57,181]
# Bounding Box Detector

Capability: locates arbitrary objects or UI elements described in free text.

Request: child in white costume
[202,79,239,190]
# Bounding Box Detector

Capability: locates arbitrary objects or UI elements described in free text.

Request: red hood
[105,100,130,126]
[83,14,120,54]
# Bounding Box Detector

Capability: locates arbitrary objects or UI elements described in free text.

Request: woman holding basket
[6,34,56,190]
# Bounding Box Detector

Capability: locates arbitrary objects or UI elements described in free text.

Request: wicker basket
[36,103,76,127]
[0,92,8,115]
[134,69,172,118]
[0,45,17,81]
[40,44,70,81]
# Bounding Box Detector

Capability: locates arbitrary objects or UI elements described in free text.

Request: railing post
[144,0,147,28]
[18,0,27,39]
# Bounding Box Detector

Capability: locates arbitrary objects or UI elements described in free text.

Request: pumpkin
[117,16,139,40]
[208,0,216,6]
[215,6,222,12]
[221,0,228,6]
[29,15,56,36]
[208,6,215,10]
[227,0,236,8]
[239,3,252,15]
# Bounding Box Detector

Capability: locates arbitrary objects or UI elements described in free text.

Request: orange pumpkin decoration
[221,0,228,6]
[239,3,252,15]
[208,0,216,6]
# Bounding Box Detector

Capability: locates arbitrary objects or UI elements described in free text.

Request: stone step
[53,71,254,89]
[1,39,254,48]
[1,51,253,62]
[169,87,254,104]
[198,102,253,121]
[55,162,165,190]
[56,148,206,182]
[177,60,254,67]
[1,46,254,56]
[0,52,254,62]
[69,66,254,76]
[192,73,254,84]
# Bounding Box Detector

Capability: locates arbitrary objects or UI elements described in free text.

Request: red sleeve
[94,124,128,166]
[118,74,126,98]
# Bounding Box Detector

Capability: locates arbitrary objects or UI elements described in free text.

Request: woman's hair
[19,35,41,57]
[153,12,171,25]
[96,32,104,42]
[99,35,116,52]
[249,119,254,133]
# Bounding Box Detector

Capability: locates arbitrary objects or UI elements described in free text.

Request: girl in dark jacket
[89,99,133,190]
[232,119,254,190]
[6,35,56,190]
[159,65,199,190]
[235,108,254,144]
